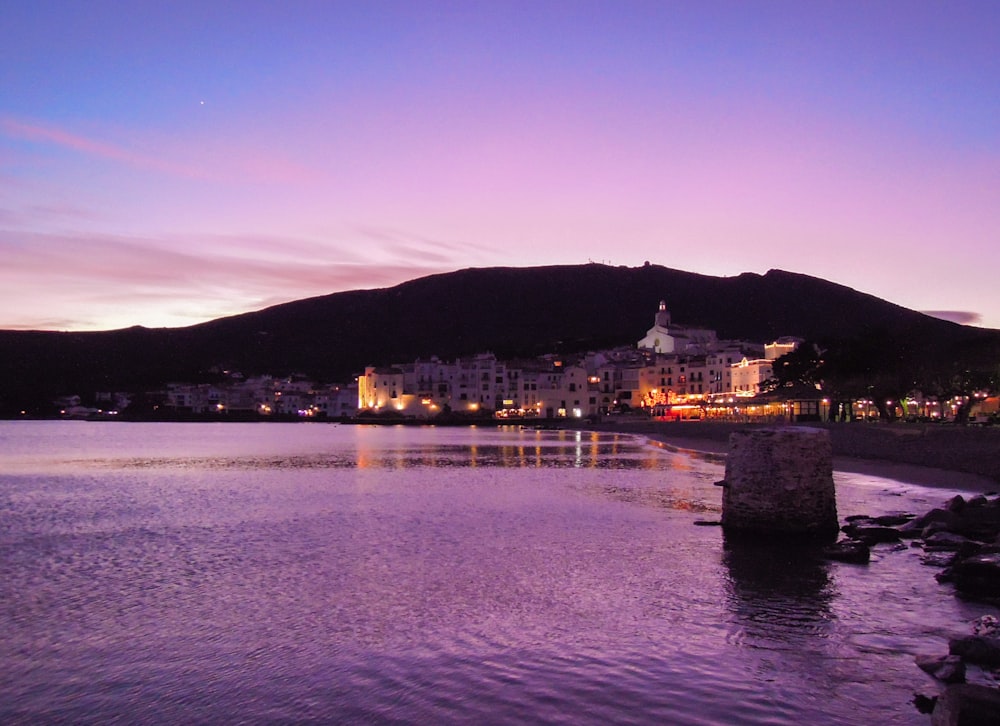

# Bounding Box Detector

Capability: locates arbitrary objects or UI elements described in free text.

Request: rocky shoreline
[588,419,1000,723]
[830,493,1000,724]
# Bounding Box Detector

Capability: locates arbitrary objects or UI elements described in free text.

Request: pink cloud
[921,311,983,326]
[0,115,319,185]
[0,116,207,178]
[0,228,475,330]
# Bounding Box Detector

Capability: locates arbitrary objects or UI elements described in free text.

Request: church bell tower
[655,300,671,329]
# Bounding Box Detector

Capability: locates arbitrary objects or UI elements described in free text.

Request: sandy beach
[587,419,1000,494]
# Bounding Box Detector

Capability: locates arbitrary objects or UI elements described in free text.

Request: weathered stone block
[721,427,838,540]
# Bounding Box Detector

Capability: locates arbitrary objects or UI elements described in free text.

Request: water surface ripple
[1,421,996,724]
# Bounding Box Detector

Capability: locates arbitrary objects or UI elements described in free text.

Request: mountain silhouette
[1,263,997,413]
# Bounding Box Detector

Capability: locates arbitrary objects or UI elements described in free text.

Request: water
[1,421,996,724]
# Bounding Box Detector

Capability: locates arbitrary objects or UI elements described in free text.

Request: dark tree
[760,340,825,393]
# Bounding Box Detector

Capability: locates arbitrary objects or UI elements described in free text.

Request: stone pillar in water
[721,427,838,539]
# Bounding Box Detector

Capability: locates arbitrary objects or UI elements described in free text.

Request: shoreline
[588,420,1000,495]
[9,415,999,494]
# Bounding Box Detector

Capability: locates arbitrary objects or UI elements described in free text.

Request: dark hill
[2,263,998,413]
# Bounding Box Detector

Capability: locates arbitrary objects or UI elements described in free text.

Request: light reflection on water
[1,421,997,725]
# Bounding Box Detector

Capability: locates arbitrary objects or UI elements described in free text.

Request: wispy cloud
[921,310,983,326]
[0,115,208,178]
[0,115,320,185]
[0,228,472,330]
[352,225,496,265]
[25,202,101,221]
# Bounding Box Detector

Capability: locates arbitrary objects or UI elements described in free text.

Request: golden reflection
[355,425,375,469]
[348,426,715,472]
[667,455,693,472]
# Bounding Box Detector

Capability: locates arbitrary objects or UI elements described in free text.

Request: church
[636,300,718,354]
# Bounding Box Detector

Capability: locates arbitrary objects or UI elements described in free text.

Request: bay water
[1,421,996,724]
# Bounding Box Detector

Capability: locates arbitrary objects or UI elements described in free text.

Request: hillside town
[57,301,998,425]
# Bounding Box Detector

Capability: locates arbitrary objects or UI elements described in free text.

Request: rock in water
[915,654,966,684]
[822,540,870,564]
[950,553,1000,602]
[948,635,1000,666]
[931,684,1000,725]
[721,427,838,540]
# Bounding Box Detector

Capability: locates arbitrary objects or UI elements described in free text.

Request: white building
[637,301,676,353]
[637,300,718,354]
[731,357,774,395]
[765,337,803,361]
[358,366,406,412]
[706,348,743,394]
[358,354,510,417]
[313,383,357,418]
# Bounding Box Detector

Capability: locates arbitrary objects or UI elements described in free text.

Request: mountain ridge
[2,263,997,413]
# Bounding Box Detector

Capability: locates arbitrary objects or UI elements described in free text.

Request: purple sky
[2,1,998,331]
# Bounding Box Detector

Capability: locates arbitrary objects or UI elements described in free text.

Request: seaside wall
[721,427,839,539]
[604,419,1000,484]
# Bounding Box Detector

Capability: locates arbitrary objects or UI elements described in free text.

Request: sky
[1,1,998,331]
